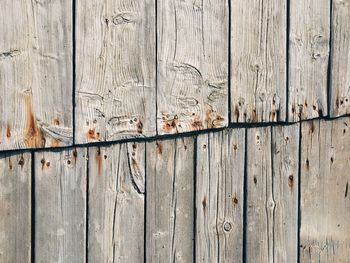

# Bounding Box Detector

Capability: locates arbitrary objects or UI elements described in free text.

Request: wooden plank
[75,0,156,143]
[196,129,245,262]
[289,0,330,121]
[330,0,350,117]
[0,152,31,262]
[300,117,350,262]
[146,138,194,262]
[88,143,145,262]
[231,0,287,123]
[157,0,228,134]
[246,125,299,262]
[34,148,87,262]
[0,0,73,151]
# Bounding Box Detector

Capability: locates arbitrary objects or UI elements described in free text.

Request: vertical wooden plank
[246,125,299,262]
[272,124,299,262]
[196,129,245,262]
[157,0,228,135]
[146,138,194,262]
[88,143,145,262]
[231,0,287,123]
[0,152,31,262]
[0,0,73,150]
[34,148,87,262]
[289,0,330,121]
[300,117,350,261]
[330,0,350,117]
[76,0,156,143]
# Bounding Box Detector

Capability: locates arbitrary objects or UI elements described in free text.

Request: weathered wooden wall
[1,116,349,262]
[1,0,350,262]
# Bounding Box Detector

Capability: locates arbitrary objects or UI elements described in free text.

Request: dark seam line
[228,0,232,123]
[30,151,35,263]
[85,148,89,263]
[242,128,248,263]
[193,136,198,263]
[297,122,302,263]
[326,0,333,117]
[0,114,349,156]
[286,0,290,122]
[72,0,77,145]
[155,0,159,137]
[144,142,147,263]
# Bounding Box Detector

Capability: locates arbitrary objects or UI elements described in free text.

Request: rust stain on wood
[202,196,207,214]
[288,175,294,189]
[24,95,44,148]
[6,123,11,138]
[18,156,25,168]
[205,107,225,128]
[86,128,100,140]
[156,142,163,155]
[51,139,61,147]
[96,149,102,176]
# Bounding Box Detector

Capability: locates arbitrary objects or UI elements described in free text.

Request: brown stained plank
[88,143,145,262]
[0,152,31,262]
[330,0,350,117]
[246,125,299,262]
[231,0,287,123]
[0,0,73,151]
[157,0,228,135]
[146,138,194,262]
[196,129,245,262]
[34,148,87,262]
[289,0,330,121]
[300,117,350,262]
[75,0,156,143]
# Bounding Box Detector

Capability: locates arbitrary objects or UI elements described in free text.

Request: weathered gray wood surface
[0,0,73,151]
[34,148,87,262]
[196,129,245,262]
[157,0,228,134]
[246,125,299,262]
[0,152,31,262]
[300,118,350,262]
[88,143,145,262]
[330,0,350,117]
[289,0,330,121]
[75,0,156,143]
[146,138,194,262]
[231,0,286,123]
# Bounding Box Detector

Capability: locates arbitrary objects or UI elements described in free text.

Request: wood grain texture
[88,143,145,263]
[146,138,194,262]
[0,152,31,262]
[300,117,350,262]
[330,0,350,117]
[196,129,245,262]
[157,0,228,135]
[0,0,73,151]
[289,0,330,121]
[34,148,87,262]
[231,0,287,123]
[246,125,299,262]
[76,0,156,143]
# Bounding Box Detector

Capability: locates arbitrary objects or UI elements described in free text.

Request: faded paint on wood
[289,0,330,121]
[330,0,350,117]
[0,152,31,262]
[300,118,350,262]
[88,143,145,262]
[196,129,245,262]
[34,148,87,262]
[231,0,287,123]
[0,0,73,151]
[157,0,228,134]
[246,125,299,262]
[76,0,156,143]
[146,138,194,262]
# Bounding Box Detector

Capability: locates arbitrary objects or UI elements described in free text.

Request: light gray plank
[75,0,156,143]
[330,0,350,117]
[300,117,350,262]
[196,129,245,262]
[88,143,145,263]
[146,138,194,262]
[231,0,287,123]
[289,0,330,121]
[0,152,31,262]
[157,0,228,135]
[246,125,299,262]
[34,148,87,262]
[272,123,299,262]
[0,0,73,150]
